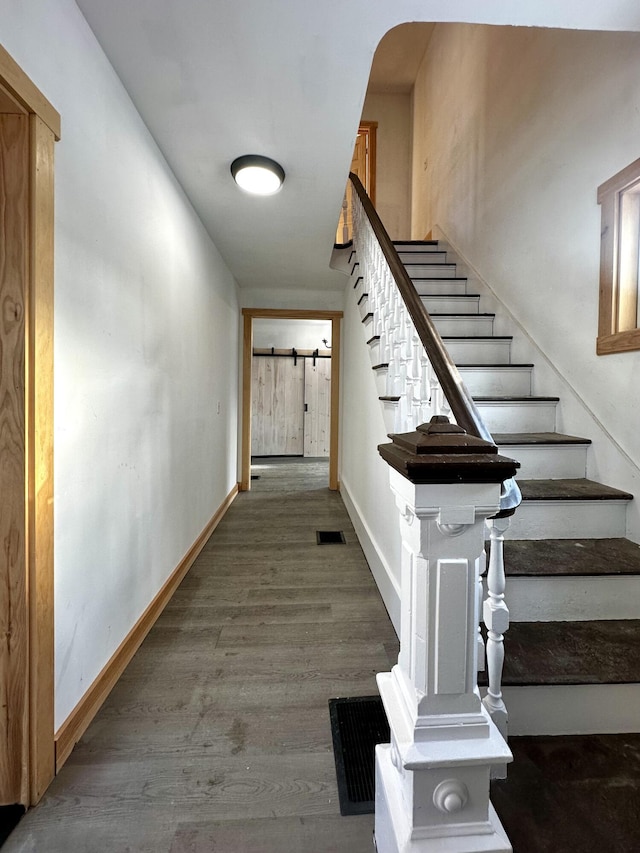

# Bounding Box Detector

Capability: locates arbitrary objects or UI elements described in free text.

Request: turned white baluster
[477,551,486,674]
[483,516,511,753]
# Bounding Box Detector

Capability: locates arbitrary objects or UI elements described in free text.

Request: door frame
[0,44,59,806]
[241,308,343,491]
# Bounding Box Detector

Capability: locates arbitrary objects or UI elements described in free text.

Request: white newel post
[375,417,519,853]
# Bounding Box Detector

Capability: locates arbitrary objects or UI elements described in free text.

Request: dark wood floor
[3,459,397,852]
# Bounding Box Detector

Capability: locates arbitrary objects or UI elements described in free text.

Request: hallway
[4,460,398,852]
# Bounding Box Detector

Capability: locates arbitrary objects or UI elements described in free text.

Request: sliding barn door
[251,356,304,455]
[303,358,331,457]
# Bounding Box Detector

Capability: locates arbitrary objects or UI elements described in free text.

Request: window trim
[597,156,640,355]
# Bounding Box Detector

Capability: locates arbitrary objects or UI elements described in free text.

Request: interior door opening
[241,309,342,491]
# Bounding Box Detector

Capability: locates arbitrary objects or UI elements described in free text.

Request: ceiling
[73,0,640,294]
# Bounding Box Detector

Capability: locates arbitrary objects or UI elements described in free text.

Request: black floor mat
[0,805,25,848]
[329,695,390,815]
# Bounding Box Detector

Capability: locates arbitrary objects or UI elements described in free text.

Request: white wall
[362,92,412,239]
[253,318,332,350]
[340,293,402,632]
[411,24,640,538]
[1,0,241,728]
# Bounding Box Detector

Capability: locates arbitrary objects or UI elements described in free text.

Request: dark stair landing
[492,733,640,853]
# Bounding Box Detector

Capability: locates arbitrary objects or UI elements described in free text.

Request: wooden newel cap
[393,416,498,455]
[378,416,520,485]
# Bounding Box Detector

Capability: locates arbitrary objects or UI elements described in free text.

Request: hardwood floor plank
[169,814,375,853]
[4,459,395,851]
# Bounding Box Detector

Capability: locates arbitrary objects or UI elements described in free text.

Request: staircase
[361,237,640,738]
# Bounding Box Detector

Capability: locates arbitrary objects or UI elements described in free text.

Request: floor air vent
[329,696,390,815]
[316,530,346,544]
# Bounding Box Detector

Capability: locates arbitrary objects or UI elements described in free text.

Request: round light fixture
[230,155,285,196]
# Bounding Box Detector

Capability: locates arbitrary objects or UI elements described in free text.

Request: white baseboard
[340,477,400,636]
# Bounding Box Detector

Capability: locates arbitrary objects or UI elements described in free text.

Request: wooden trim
[597,328,640,355]
[27,115,56,804]
[0,80,28,115]
[0,114,29,807]
[54,485,239,771]
[240,313,253,491]
[597,159,640,354]
[240,309,343,492]
[597,156,640,201]
[0,45,58,808]
[242,308,343,320]
[0,44,60,140]
[329,316,341,491]
[359,121,377,207]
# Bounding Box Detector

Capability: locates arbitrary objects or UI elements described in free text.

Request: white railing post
[483,516,511,753]
[375,418,517,853]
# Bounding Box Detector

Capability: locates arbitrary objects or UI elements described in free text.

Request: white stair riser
[394,243,443,253]
[421,295,480,314]
[509,499,628,538]
[405,264,458,278]
[447,339,512,363]
[373,369,388,397]
[495,575,640,621]
[413,280,468,296]
[357,297,370,320]
[493,684,640,736]
[368,339,381,364]
[432,316,494,336]
[381,400,403,434]
[397,251,447,264]
[497,443,588,479]
[459,366,532,396]
[476,401,556,432]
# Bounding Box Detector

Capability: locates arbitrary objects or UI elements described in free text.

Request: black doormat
[0,804,25,847]
[329,695,389,815]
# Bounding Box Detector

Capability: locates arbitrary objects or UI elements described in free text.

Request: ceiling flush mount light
[230,155,285,196]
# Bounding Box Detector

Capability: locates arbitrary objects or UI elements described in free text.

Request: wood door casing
[0,48,58,806]
[0,113,29,805]
[240,309,342,491]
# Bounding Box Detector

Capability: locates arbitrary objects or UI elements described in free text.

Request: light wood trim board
[0,44,60,139]
[28,115,56,803]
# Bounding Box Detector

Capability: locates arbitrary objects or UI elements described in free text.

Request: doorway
[241,309,343,491]
[0,46,58,807]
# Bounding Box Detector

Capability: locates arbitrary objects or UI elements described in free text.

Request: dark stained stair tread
[392,240,439,246]
[518,478,633,501]
[493,432,591,445]
[483,620,640,685]
[473,394,557,400]
[492,733,640,853]
[457,363,534,368]
[502,538,640,577]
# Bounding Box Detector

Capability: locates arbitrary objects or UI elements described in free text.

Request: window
[597,157,640,354]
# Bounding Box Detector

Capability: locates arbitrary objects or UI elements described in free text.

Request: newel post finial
[374,416,518,853]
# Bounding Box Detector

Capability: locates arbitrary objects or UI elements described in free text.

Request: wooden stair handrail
[349,172,521,516]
